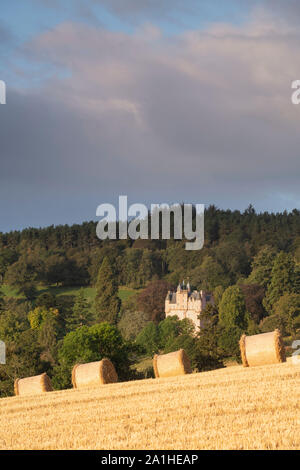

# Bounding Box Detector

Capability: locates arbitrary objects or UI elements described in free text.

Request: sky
[0,0,300,232]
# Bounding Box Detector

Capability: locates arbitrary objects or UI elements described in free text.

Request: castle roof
[166,286,201,303]
[177,280,191,291]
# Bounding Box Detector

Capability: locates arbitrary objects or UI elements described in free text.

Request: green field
[1,285,21,298]
[1,284,138,302]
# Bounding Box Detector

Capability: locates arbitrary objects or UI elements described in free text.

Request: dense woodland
[0,205,299,396]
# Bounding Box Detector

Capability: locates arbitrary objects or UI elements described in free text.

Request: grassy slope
[0,359,299,450]
[1,285,137,302]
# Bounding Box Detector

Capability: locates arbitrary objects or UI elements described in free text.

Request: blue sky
[2,1,132,41]
[0,0,299,232]
[0,0,251,91]
[2,0,251,40]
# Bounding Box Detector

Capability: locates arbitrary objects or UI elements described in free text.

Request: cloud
[30,0,253,27]
[1,13,300,230]
[0,21,14,48]
[24,0,300,25]
[34,0,221,20]
[98,0,300,22]
[92,0,198,18]
[262,0,300,21]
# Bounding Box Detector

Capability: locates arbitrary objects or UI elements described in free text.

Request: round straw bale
[72,358,118,389]
[153,349,192,378]
[239,329,286,367]
[14,373,53,396]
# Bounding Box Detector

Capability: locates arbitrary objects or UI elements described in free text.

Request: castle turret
[165,282,214,333]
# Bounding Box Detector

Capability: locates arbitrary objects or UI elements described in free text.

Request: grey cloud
[1,18,300,231]
[92,0,197,17]
[262,0,300,20]
[98,0,300,21]
[34,0,211,17]
[32,0,249,24]
[25,0,300,24]
[0,21,14,47]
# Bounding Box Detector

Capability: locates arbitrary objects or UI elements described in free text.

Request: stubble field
[0,359,299,450]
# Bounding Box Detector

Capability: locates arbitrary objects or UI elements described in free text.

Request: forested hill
[0,206,299,397]
[0,206,299,290]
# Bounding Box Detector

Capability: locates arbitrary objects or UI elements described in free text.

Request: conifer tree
[219,285,247,329]
[0,288,4,313]
[94,257,120,324]
[66,288,93,331]
[263,252,296,313]
[248,246,277,288]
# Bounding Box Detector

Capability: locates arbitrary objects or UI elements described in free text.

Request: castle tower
[165,281,214,332]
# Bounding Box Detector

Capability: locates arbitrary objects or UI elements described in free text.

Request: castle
[165,281,214,332]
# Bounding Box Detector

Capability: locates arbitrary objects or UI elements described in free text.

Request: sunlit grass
[1,284,137,302]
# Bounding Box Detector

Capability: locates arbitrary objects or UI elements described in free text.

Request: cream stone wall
[165,286,213,332]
